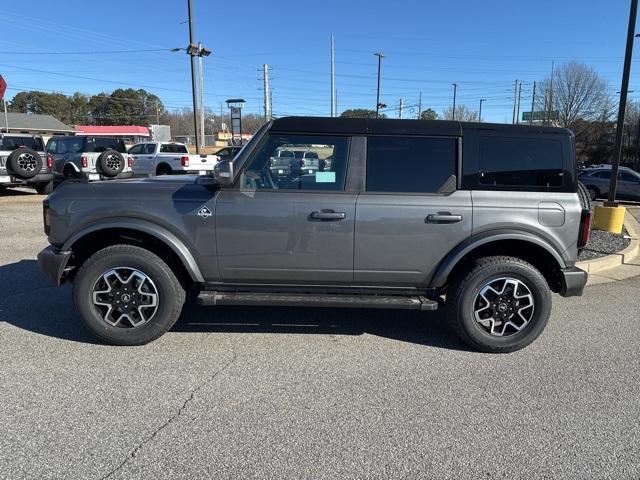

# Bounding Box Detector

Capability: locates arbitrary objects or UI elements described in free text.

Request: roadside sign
[522,110,558,122]
[0,75,6,100]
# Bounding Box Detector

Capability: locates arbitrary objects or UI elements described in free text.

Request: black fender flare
[61,218,205,282]
[430,229,567,288]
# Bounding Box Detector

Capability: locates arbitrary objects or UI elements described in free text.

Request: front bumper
[0,172,53,185]
[559,266,588,297]
[37,245,72,286]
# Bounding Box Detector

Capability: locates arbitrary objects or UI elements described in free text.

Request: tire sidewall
[74,249,182,345]
[7,148,42,179]
[98,150,124,177]
[456,263,551,351]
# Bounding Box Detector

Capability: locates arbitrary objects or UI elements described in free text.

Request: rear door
[216,133,356,285]
[354,135,472,287]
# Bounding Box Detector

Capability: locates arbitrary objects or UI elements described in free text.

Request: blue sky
[0,0,636,122]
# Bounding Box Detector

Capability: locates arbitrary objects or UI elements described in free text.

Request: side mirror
[213,160,234,186]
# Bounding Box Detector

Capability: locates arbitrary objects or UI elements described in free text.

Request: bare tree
[441,105,478,122]
[537,61,610,128]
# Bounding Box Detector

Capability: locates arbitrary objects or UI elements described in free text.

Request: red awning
[74,125,150,136]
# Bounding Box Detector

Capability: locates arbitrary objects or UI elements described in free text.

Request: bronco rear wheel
[448,256,552,353]
[73,244,185,345]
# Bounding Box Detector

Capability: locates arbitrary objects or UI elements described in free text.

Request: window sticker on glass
[315,171,336,183]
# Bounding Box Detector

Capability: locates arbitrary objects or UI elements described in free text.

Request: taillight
[81,156,88,168]
[578,210,592,248]
[46,154,54,169]
[128,156,133,168]
[181,156,189,167]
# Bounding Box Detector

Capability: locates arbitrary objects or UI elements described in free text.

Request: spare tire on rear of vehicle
[577,181,593,212]
[97,150,124,177]
[6,147,42,179]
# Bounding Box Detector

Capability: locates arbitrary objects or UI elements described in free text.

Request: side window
[47,139,58,154]
[128,145,143,155]
[243,134,349,191]
[68,137,84,153]
[58,138,69,154]
[144,144,156,154]
[595,171,611,179]
[477,136,563,188]
[366,136,457,193]
[620,171,638,182]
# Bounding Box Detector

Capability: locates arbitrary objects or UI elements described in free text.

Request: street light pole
[479,98,485,122]
[607,0,639,206]
[198,41,205,147]
[452,83,457,120]
[187,0,200,153]
[374,52,385,118]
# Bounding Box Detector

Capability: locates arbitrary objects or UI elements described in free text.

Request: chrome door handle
[310,210,346,221]
[425,212,463,224]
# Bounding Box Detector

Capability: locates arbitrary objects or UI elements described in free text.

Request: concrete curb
[576,209,640,274]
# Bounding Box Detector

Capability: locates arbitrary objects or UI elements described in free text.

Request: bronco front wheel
[73,244,185,345]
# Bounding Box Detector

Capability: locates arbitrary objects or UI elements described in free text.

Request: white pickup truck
[129,142,218,176]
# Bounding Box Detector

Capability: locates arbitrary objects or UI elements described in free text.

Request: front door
[215,133,355,285]
[354,135,472,287]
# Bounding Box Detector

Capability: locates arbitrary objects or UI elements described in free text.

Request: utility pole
[330,35,335,117]
[512,79,519,124]
[607,0,638,206]
[398,98,403,119]
[529,81,536,126]
[417,91,422,119]
[516,81,522,124]
[374,52,385,118]
[198,41,205,147]
[479,98,485,122]
[186,0,199,153]
[547,61,555,125]
[3,99,8,133]
[335,89,338,116]
[452,83,457,120]
[263,63,271,121]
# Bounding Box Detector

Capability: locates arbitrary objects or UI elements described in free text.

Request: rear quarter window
[462,132,572,191]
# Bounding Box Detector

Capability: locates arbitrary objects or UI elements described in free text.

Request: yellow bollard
[592,205,626,234]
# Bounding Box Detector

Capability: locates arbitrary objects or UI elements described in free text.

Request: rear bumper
[0,172,53,185]
[37,245,72,286]
[559,266,588,297]
[80,171,134,181]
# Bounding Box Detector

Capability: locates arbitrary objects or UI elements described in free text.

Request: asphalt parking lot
[1,187,639,479]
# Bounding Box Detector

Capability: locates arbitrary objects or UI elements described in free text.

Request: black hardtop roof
[269,116,571,136]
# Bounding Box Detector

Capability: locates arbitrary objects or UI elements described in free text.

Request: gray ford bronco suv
[38,117,591,352]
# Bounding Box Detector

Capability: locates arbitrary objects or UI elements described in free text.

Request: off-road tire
[6,147,42,179]
[35,181,53,195]
[97,150,125,177]
[73,244,185,345]
[577,181,593,211]
[447,256,552,353]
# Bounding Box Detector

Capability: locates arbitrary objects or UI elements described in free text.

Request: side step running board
[197,291,438,311]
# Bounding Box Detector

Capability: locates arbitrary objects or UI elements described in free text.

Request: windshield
[0,136,44,151]
[85,137,127,153]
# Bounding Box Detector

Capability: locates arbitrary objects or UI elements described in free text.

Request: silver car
[579,165,640,201]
